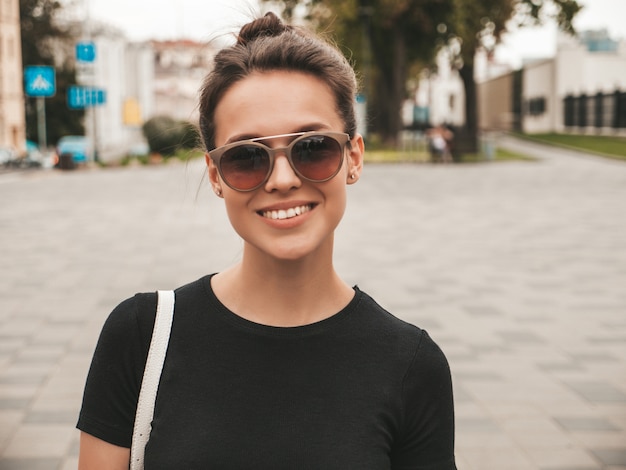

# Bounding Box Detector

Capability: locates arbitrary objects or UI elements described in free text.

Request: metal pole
[85,0,98,163]
[92,103,98,163]
[36,97,47,149]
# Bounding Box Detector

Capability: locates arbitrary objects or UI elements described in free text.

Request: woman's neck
[211,248,354,327]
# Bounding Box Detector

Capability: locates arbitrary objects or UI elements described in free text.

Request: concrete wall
[478,73,514,131]
[522,59,556,133]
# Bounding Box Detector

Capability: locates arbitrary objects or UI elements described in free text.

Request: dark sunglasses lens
[292,135,342,181]
[220,145,270,190]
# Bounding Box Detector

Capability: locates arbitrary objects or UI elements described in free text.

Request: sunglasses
[208,131,351,192]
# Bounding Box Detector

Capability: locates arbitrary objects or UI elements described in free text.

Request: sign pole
[92,102,98,162]
[24,66,55,150]
[76,40,98,163]
[36,97,47,149]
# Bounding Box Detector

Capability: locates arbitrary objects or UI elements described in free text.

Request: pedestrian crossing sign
[24,66,56,97]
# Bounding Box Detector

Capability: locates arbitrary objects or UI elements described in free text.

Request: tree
[260,0,454,145]
[20,0,85,145]
[445,0,582,154]
[261,0,582,153]
[142,116,200,157]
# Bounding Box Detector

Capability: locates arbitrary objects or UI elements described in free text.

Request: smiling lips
[260,204,313,220]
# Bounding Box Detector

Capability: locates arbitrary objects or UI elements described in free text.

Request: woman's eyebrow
[224,124,333,145]
[225,134,258,145]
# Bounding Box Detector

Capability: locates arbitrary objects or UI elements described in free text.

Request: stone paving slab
[0,136,625,469]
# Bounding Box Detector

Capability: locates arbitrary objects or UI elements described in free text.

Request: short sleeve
[76,293,157,447]
[391,330,456,470]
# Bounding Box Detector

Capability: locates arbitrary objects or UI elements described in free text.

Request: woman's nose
[264,154,301,192]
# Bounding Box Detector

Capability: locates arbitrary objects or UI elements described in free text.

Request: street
[1,136,625,469]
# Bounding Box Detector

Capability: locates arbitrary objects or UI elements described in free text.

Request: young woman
[77,12,456,469]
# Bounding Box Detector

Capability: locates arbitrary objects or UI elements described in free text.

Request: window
[527,97,546,116]
[564,95,575,127]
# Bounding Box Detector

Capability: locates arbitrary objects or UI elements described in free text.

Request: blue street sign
[67,86,107,109]
[24,66,56,97]
[76,42,96,62]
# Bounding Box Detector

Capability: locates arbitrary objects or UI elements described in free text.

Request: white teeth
[262,204,312,220]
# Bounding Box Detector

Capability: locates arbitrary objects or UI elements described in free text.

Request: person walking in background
[427,124,454,163]
[77,12,456,469]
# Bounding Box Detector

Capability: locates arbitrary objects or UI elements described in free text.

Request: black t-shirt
[77,275,456,469]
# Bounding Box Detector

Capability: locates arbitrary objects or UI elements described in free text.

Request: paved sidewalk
[0,137,625,469]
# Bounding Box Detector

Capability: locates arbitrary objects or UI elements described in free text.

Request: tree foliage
[260,0,454,144]
[261,0,582,150]
[142,116,199,157]
[20,0,85,145]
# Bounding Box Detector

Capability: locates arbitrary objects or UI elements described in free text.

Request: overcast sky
[83,0,625,68]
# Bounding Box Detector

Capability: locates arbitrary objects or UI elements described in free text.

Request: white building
[82,27,155,162]
[414,48,465,128]
[152,39,216,123]
[70,30,217,163]
[0,0,26,154]
[477,29,626,136]
[523,30,626,134]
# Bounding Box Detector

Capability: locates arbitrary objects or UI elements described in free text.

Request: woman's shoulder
[353,287,450,365]
[101,274,214,343]
[353,287,424,338]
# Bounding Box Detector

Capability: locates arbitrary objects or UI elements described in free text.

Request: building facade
[414,49,465,128]
[152,39,216,124]
[83,36,213,162]
[66,22,157,163]
[0,0,26,154]
[478,29,626,135]
[478,71,518,131]
[86,31,155,162]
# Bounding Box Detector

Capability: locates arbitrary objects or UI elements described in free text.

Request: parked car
[55,136,93,168]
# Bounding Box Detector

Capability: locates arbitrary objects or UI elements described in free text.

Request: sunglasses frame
[208,131,351,192]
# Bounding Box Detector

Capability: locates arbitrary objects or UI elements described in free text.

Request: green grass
[519,132,626,161]
[365,131,626,164]
[364,147,534,164]
[458,148,536,163]
[112,148,204,167]
[364,150,430,163]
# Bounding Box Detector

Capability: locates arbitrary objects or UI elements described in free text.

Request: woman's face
[207,70,363,262]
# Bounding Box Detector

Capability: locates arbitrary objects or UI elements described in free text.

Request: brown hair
[198,12,358,151]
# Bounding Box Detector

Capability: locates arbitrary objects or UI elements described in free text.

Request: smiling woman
[76,11,457,470]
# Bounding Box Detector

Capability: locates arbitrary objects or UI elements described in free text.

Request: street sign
[76,42,96,62]
[67,86,107,109]
[24,66,56,97]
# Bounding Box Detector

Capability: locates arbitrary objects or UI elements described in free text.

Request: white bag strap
[130,290,175,470]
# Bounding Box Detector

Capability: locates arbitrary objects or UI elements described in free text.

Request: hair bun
[237,12,289,46]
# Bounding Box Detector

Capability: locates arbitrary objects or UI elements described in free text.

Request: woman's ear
[346,133,364,184]
[205,153,223,197]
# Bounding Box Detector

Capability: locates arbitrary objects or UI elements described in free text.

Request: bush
[142,116,200,157]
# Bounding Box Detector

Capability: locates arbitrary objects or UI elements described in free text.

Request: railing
[563,90,626,129]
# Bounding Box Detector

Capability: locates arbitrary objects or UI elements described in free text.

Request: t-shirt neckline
[201,274,362,337]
